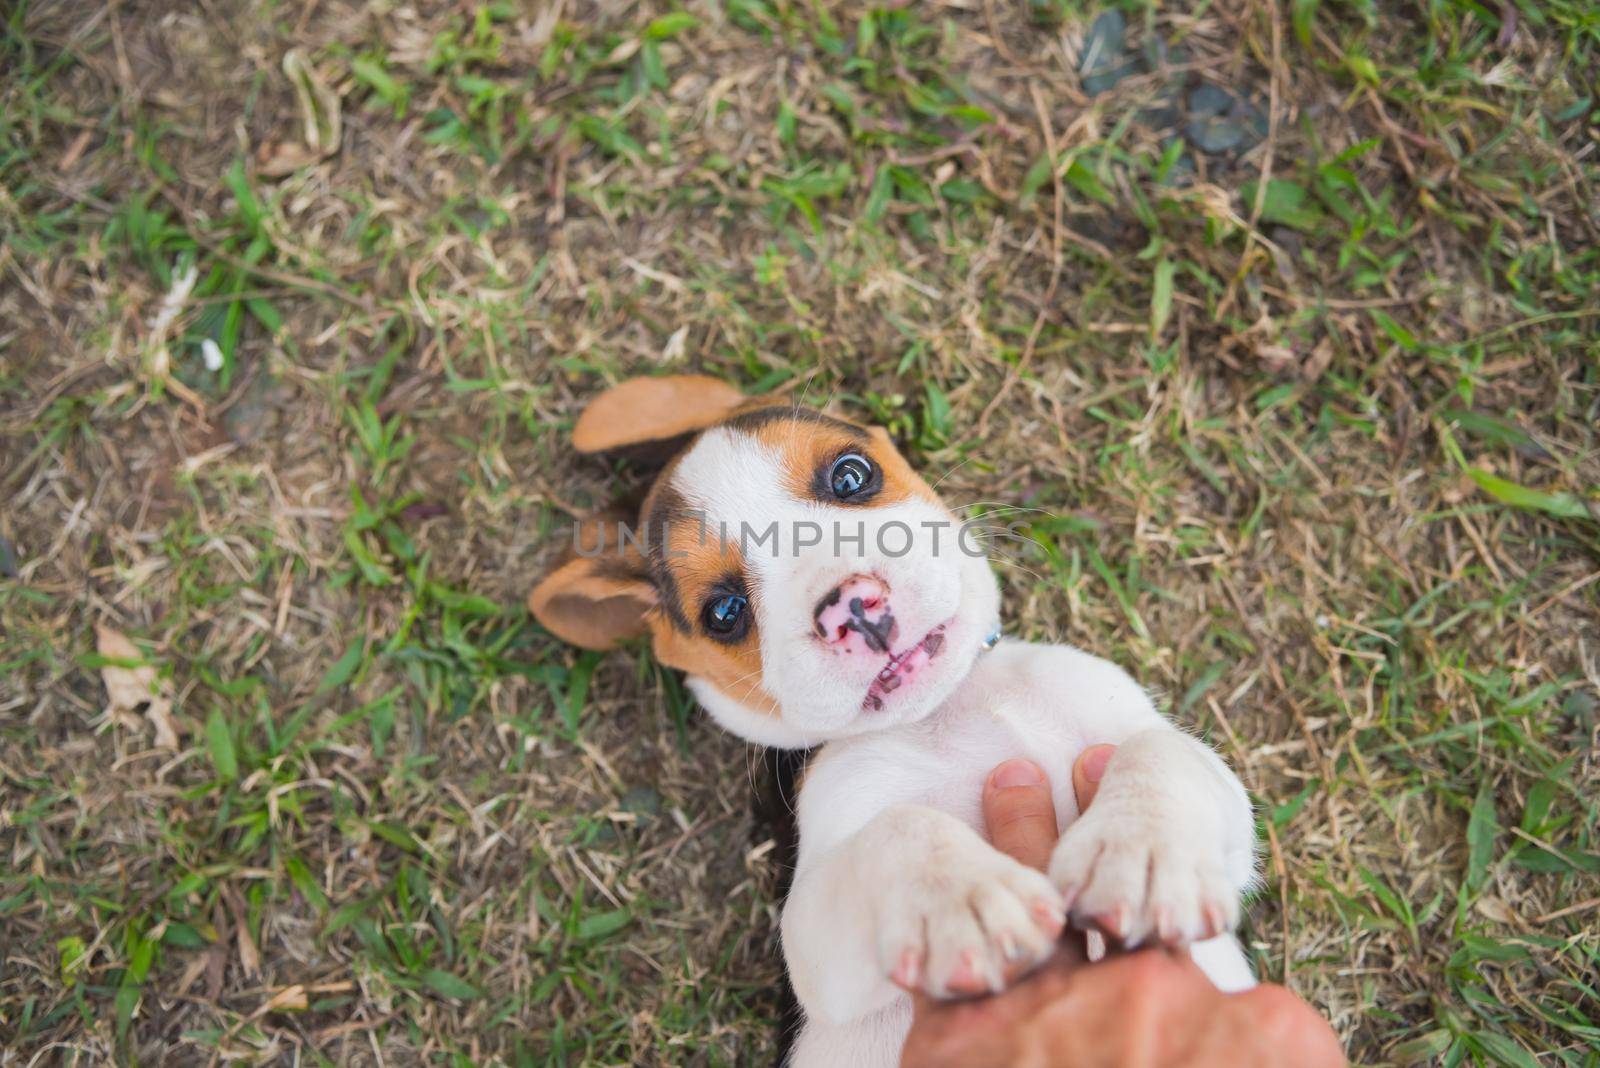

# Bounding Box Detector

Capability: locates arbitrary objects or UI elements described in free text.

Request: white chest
[821,645,1098,838]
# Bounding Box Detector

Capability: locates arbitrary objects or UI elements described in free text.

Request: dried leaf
[145,699,179,749]
[228,887,260,979]
[255,139,322,177]
[1496,2,1518,49]
[255,984,308,1016]
[235,913,260,978]
[205,905,230,1001]
[659,325,688,364]
[282,50,341,157]
[1303,337,1335,381]
[1474,895,1519,925]
[57,128,93,172]
[96,624,179,748]
[174,952,211,998]
[1255,344,1297,372]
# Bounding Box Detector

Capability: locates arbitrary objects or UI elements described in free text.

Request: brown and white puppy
[532,376,1257,1068]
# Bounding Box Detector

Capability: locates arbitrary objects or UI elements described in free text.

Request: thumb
[983,760,1059,871]
[1072,744,1116,812]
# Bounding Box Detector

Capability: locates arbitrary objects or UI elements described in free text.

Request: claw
[1031,896,1065,935]
[1057,882,1080,915]
[998,931,1025,961]
[1095,905,1130,940]
[946,948,987,995]
[891,948,922,989]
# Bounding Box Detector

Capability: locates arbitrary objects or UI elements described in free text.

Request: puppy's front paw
[1048,804,1237,948]
[876,850,1064,999]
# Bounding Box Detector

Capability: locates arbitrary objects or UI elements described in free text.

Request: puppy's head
[531,375,1000,748]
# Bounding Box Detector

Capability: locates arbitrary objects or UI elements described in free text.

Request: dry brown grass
[1,0,1597,1065]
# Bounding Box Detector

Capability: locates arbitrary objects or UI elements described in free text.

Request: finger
[1234,985,1349,1068]
[983,759,1058,871]
[1071,744,1116,812]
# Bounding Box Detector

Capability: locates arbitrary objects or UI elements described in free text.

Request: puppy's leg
[1049,729,1256,964]
[787,1004,911,1068]
[782,805,1064,1027]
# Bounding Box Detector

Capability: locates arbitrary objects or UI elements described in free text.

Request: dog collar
[980,625,1002,652]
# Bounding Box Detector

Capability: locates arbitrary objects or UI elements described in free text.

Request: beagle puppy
[531,376,1257,1067]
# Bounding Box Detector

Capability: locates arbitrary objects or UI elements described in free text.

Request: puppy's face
[531,376,1000,748]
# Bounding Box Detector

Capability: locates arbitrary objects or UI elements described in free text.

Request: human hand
[981,746,1117,870]
[900,750,1345,1068]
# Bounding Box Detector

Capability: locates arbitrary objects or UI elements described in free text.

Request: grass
[1,0,1597,1064]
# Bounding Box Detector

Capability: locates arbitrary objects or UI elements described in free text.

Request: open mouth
[864,624,948,711]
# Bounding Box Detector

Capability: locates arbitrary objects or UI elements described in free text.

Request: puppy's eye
[829,454,873,499]
[703,593,749,637]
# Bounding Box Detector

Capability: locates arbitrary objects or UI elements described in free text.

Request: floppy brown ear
[528,517,656,650]
[573,374,746,454]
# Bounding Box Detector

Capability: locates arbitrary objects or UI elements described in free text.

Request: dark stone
[1187,114,1248,153]
[1143,36,1188,71]
[1189,83,1235,116]
[1563,690,1596,727]
[621,785,662,822]
[1080,11,1138,96]
[1139,104,1182,132]
[1187,89,1270,155]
